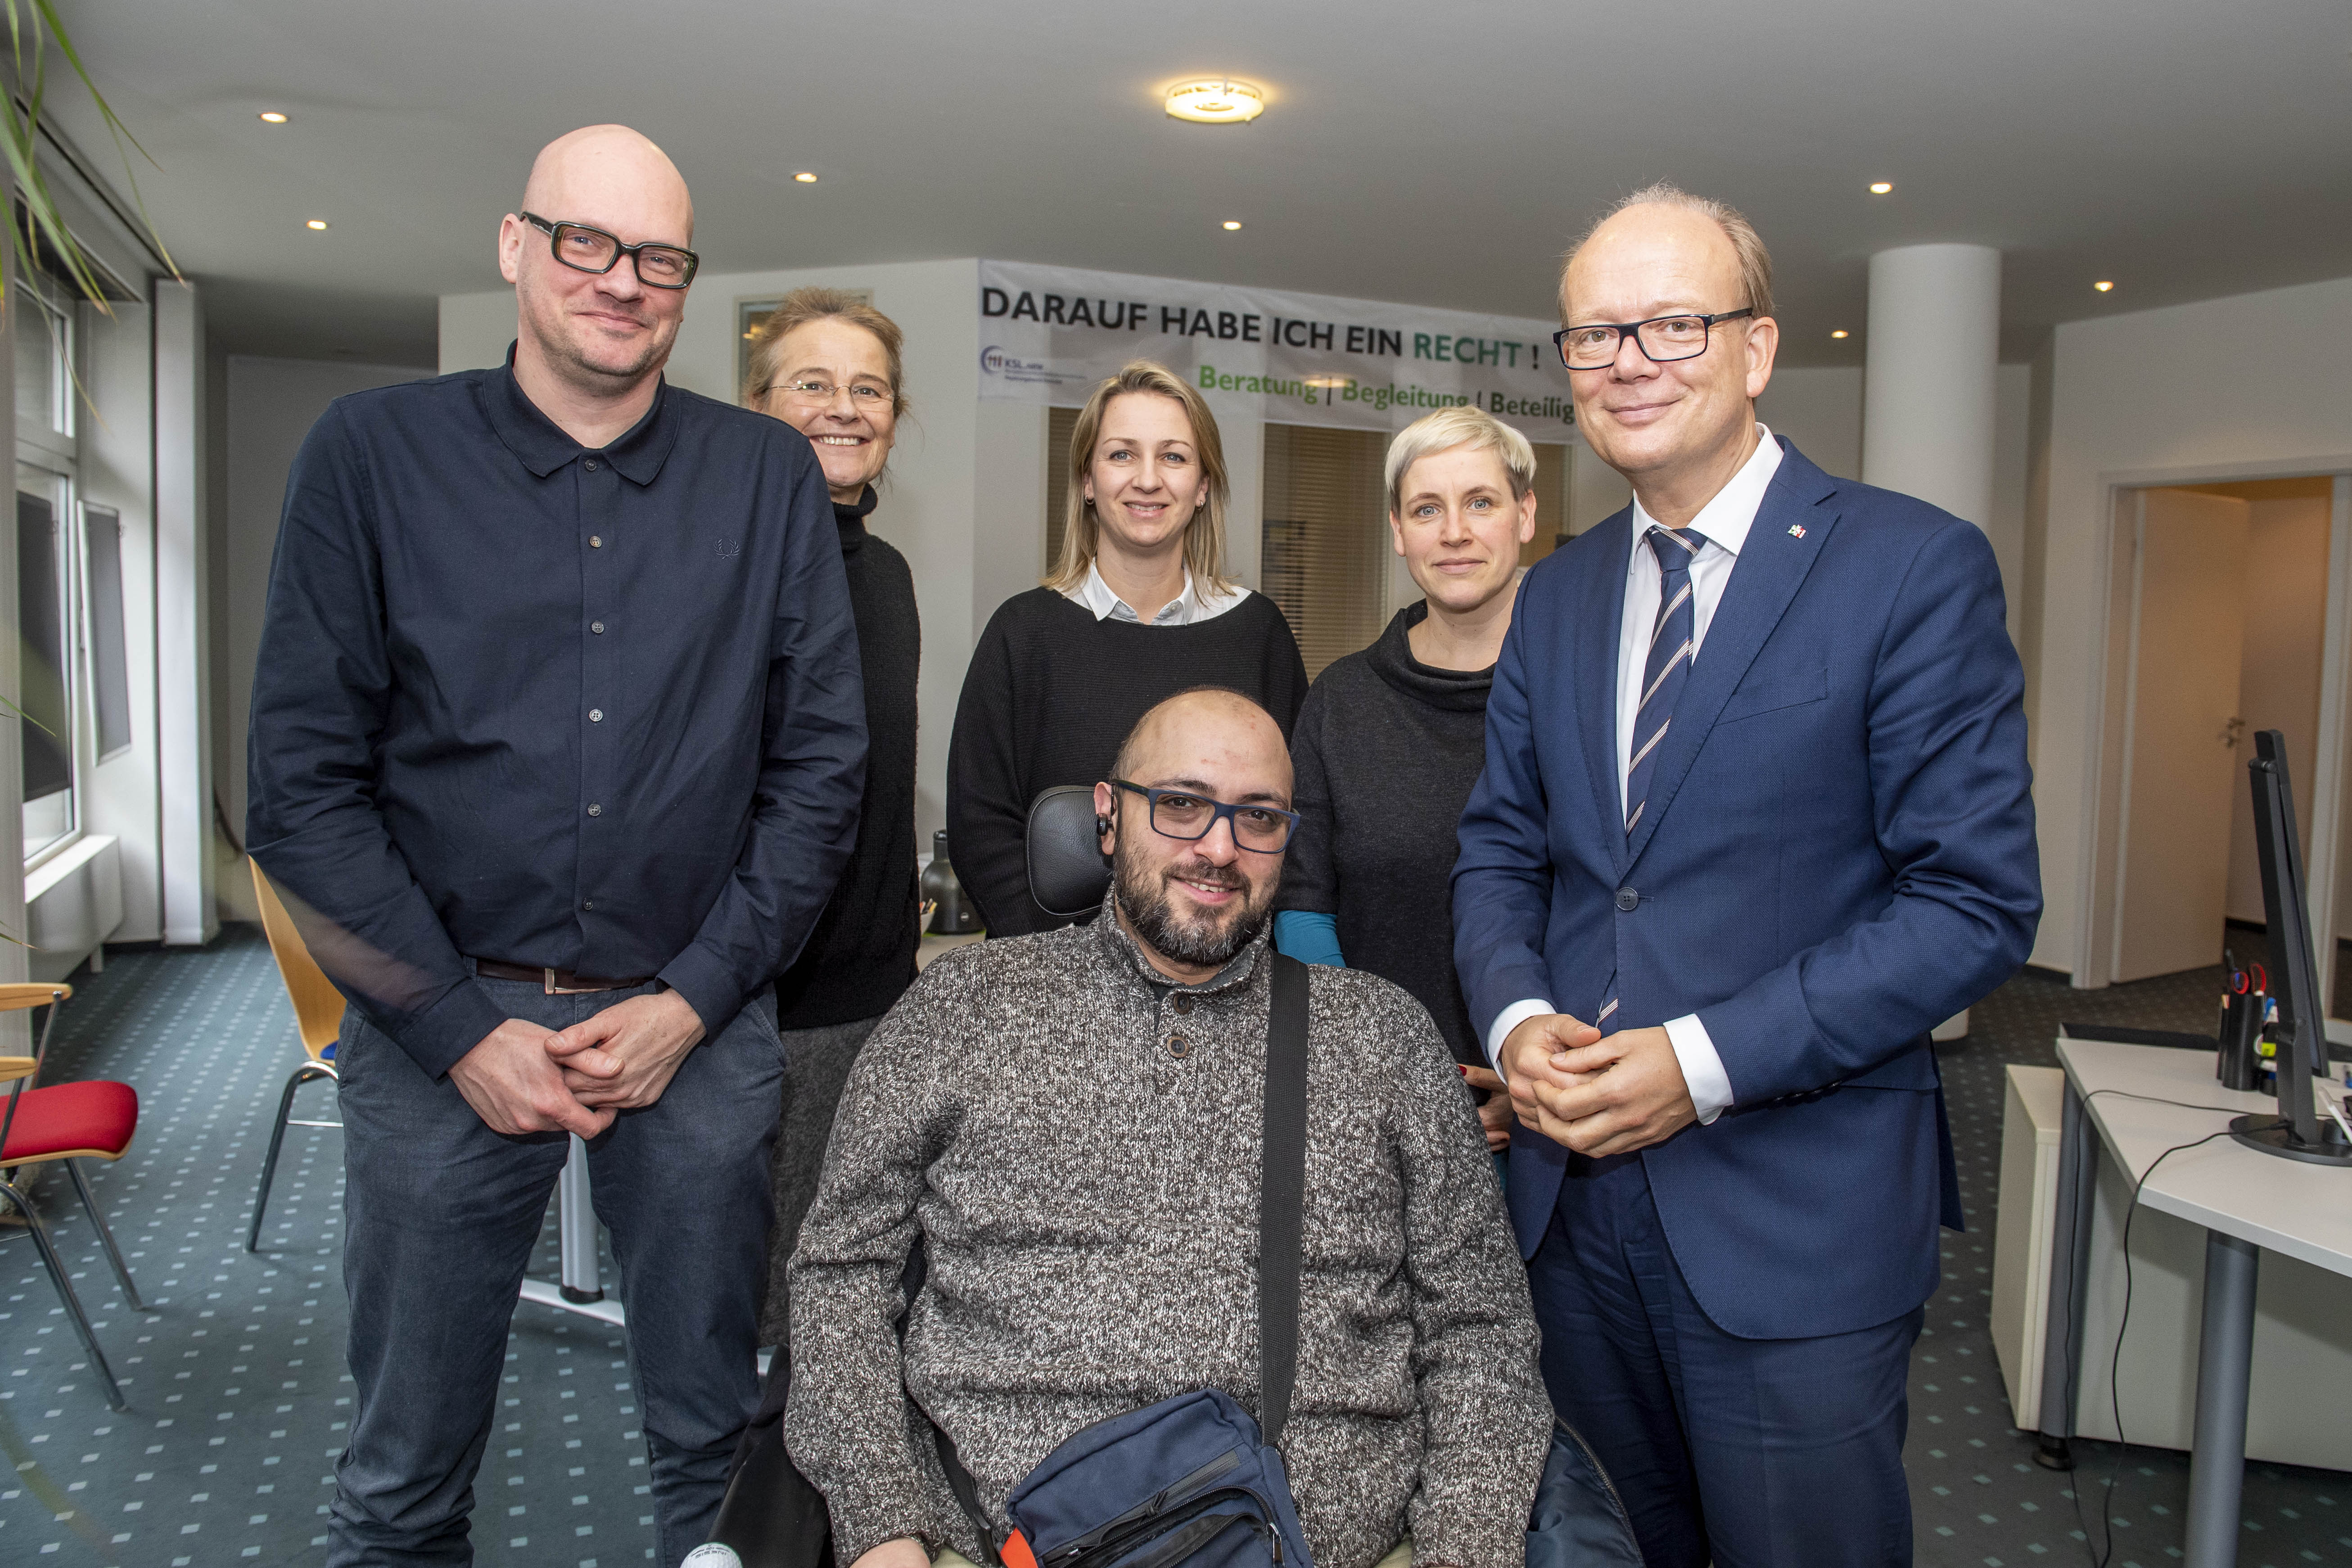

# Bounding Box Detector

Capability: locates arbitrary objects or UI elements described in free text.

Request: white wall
[2033,275,2352,976]
[1757,366,1863,480]
[81,300,160,942]
[443,259,986,846]
[2225,496,2329,924]
[217,356,432,918]
[153,282,216,947]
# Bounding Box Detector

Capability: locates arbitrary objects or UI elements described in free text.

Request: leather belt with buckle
[472,958,657,995]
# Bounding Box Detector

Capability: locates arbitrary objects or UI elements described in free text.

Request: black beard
[1114,845,1273,971]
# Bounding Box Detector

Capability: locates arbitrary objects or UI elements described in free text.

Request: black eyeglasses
[1111,780,1298,853]
[521,212,700,290]
[1553,308,1753,370]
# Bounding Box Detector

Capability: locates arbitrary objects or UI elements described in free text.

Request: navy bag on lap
[986,1388,1311,1568]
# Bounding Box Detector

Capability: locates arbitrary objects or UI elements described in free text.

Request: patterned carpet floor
[1914,962,2351,1568]
[0,929,648,1567]
[0,931,2344,1567]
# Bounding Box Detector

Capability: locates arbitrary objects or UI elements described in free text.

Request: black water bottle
[921,829,983,935]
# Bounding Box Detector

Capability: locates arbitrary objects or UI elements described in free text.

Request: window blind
[1261,423,1389,678]
[1045,405,1077,575]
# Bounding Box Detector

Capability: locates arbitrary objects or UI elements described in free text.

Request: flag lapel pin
[1788,524,1806,538]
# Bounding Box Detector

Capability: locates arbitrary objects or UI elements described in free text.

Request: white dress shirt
[1486,427,1785,1126]
[1065,561,1247,625]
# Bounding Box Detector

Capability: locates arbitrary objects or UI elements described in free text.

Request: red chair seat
[1,1080,138,1162]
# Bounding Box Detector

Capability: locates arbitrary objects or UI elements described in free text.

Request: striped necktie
[1596,524,1710,1036]
[1625,524,1709,837]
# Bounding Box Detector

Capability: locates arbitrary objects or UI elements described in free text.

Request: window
[16,275,84,865]
[84,505,130,759]
[11,288,68,442]
[1524,443,1571,566]
[1044,405,1078,574]
[1261,424,1388,678]
[1262,426,1574,678]
[18,479,72,859]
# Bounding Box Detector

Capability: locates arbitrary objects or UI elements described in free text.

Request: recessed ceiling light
[306,219,329,230]
[1830,330,1849,339]
[2094,280,2114,292]
[1166,79,1265,124]
[1868,181,1893,194]
[1222,220,1243,231]
[792,172,818,184]
[258,110,289,124]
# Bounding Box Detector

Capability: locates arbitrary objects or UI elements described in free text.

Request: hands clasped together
[445,990,708,1138]
[1499,1014,1699,1159]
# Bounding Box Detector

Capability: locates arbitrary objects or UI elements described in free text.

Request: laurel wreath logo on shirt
[716,538,741,559]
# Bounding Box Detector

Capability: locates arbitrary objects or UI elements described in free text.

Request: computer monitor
[2239,728,2352,1163]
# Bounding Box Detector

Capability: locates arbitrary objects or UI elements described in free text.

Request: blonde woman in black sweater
[947,360,1307,936]
[1274,407,1542,1155]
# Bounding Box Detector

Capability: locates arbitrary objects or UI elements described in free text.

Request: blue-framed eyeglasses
[1111,780,1297,853]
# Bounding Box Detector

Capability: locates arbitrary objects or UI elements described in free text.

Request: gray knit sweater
[785,902,1552,1568]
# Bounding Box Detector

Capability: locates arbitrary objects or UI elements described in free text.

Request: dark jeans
[1528,1152,1922,1568]
[325,977,786,1568]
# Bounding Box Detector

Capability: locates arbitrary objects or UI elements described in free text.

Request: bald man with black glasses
[248,124,864,1566]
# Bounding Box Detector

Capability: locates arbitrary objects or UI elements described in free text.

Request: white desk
[2043,1037,2352,1567]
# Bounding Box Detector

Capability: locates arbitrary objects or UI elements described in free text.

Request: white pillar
[1867,244,2001,1040]
[153,280,217,946]
[1861,243,2001,525]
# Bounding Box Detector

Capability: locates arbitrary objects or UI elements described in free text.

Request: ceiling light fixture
[1868,181,1893,194]
[793,172,818,184]
[1830,330,1849,339]
[258,110,289,124]
[1222,220,1243,231]
[1166,79,1265,124]
[306,219,329,230]
[2094,280,2114,292]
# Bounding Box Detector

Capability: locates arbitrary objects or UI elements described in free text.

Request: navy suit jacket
[1452,439,2040,1340]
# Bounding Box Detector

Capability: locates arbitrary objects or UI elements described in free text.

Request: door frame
[2072,458,2352,1021]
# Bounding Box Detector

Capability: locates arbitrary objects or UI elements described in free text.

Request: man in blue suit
[1453,185,2039,1567]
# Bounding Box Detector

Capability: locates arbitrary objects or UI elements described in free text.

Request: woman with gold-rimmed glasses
[742,289,921,1339]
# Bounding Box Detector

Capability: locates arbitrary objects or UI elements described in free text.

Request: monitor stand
[2230,1112,2352,1166]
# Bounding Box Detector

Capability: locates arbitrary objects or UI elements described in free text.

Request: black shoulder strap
[1259,952,1310,1449]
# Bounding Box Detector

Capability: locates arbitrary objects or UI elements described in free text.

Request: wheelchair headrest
[1026,785,1111,920]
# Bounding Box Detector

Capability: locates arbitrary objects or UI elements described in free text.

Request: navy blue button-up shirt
[247,361,866,1077]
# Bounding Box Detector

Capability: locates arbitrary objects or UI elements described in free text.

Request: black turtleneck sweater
[1277,601,1494,1065]
[775,488,921,1029]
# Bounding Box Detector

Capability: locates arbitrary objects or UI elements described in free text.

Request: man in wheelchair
[783,687,1550,1568]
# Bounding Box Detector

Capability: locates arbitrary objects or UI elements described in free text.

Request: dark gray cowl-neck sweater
[1277,601,1495,1065]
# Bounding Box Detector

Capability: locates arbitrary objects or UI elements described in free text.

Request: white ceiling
[47,0,2352,369]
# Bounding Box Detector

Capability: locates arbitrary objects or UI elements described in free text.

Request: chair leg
[4,1174,126,1410]
[248,1061,330,1252]
[64,1158,145,1311]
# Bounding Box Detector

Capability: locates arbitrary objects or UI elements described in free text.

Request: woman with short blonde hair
[1275,406,1544,1155]
[947,360,1307,936]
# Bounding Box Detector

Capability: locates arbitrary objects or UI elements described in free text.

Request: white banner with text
[976,260,1574,436]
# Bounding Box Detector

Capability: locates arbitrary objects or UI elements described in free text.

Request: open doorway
[2103,476,2342,994]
